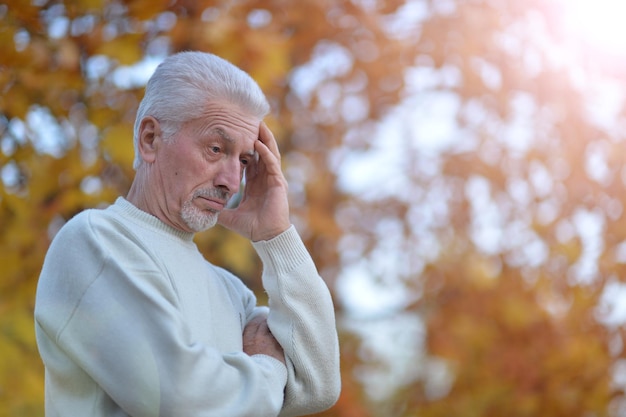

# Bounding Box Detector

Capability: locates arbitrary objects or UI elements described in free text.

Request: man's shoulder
[43,201,158,276]
[52,203,117,242]
[38,205,118,297]
[47,200,152,259]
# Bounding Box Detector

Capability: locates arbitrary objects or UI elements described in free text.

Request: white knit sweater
[35,198,340,417]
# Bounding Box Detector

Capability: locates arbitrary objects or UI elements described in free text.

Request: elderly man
[35,51,341,417]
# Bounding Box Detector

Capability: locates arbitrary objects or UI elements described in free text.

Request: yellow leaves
[499,296,538,329]
[0,148,112,416]
[0,188,46,412]
[244,32,291,92]
[124,0,170,20]
[0,26,19,66]
[1,1,347,416]
[0,306,44,417]
[95,34,144,66]
[89,104,126,130]
[196,229,260,284]
[0,252,23,293]
[0,83,30,119]
[1,37,84,118]
[216,233,258,278]
[167,5,292,94]
[67,0,105,15]
[101,123,134,168]
[2,1,620,417]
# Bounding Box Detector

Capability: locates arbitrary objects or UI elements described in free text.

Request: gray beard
[181,201,218,232]
[180,188,229,232]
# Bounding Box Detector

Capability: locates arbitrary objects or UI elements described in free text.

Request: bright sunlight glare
[563,0,626,56]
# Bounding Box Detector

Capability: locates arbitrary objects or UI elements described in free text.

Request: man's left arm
[218,121,340,414]
[252,226,341,417]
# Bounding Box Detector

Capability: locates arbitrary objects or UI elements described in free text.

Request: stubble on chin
[180,201,218,232]
[180,188,229,233]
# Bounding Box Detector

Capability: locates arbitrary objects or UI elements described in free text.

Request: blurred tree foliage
[1,0,625,416]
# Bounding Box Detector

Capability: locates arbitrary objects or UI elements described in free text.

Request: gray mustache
[193,188,230,201]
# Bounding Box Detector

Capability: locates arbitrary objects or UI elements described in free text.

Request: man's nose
[214,159,242,193]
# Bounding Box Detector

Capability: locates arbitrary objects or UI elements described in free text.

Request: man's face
[153,102,259,233]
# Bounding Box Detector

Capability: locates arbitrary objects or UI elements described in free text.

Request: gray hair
[132,51,270,169]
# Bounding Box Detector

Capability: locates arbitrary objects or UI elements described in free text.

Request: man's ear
[137,116,161,164]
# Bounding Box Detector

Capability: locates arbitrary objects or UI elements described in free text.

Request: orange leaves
[3,1,624,416]
[417,255,615,417]
[2,0,42,31]
[55,38,81,71]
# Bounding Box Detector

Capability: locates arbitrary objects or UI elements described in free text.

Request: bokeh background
[2,0,626,416]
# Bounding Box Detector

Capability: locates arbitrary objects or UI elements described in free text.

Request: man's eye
[211,146,221,154]
[240,158,249,166]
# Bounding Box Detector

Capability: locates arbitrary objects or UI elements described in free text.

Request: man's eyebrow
[214,127,234,143]
[214,127,256,157]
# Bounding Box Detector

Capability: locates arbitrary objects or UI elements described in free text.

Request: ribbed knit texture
[35,198,340,417]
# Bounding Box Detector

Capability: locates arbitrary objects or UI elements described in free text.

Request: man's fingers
[253,139,283,178]
[242,315,286,365]
[244,315,266,334]
[258,122,280,159]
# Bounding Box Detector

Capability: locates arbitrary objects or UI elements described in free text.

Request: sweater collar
[113,197,196,242]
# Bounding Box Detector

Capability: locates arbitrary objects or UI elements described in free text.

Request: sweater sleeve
[35,212,287,417]
[252,226,341,417]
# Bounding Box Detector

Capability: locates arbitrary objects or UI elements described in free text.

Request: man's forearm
[253,226,341,416]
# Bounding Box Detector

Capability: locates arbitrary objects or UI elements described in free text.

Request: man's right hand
[243,315,286,366]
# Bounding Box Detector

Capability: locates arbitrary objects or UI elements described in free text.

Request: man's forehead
[189,114,258,140]
[214,127,256,156]
[200,103,259,130]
